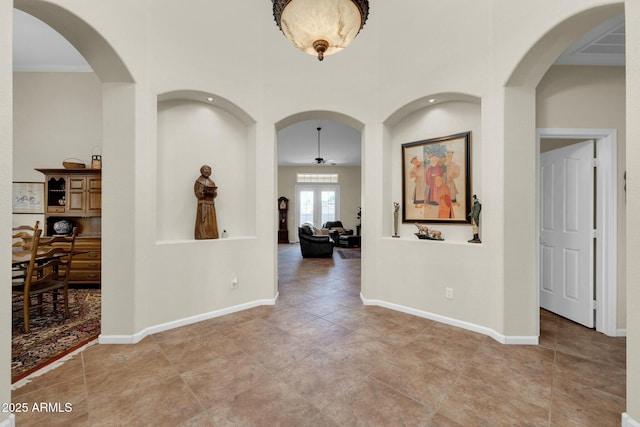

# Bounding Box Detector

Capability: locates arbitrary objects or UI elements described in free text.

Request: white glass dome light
[272,0,370,61]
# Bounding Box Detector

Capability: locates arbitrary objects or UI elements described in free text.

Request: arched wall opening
[14,2,133,83]
[13,0,138,338]
[501,3,625,338]
[275,111,364,134]
[275,111,364,293]
[383,93,482,242]
[363,93,510,341]
[156,90,256,242]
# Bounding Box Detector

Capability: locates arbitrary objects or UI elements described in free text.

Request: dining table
[13,246,88,265]
[12,247,37,268]
[11,247,83,268]
[11,247,37,284]
[11,247,63,266]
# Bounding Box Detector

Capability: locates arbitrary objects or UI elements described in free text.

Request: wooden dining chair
[12,227,78,333]
[12,221,40,284]
[12,220,39,249]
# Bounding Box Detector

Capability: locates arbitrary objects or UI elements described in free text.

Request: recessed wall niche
[156,96,256,241]
[385,98,481,242]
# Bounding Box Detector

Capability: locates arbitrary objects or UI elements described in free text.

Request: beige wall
[3,0,639,423]
[278,166,362,243]
[536,65,626,329]
[12,72,102,230]
[13,72,102,181]
[625,0,640,418]
[157,100,256,241]
[371,100,500,331]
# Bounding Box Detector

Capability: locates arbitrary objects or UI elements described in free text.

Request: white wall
[366,101,503,332]
[12,72,102,230]
[278,166,361,243]
[536,65,627,329]
[625,0,640,419]
[157,99,255,241]
[13,72,102,181]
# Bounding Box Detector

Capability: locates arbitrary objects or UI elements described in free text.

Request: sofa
[298,224,334,258]
[322,221,354,243]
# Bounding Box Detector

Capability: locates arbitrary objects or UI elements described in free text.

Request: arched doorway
[275,112,364,295]
[502,3,625,337]
[13,0,136,340]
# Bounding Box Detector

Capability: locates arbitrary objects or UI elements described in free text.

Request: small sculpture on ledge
[194,164,219,239]
[393,202,400,238]
[467,194,481,243]
[414,223,444,241]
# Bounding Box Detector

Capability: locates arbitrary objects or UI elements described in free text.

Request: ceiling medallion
[272,0,370,61]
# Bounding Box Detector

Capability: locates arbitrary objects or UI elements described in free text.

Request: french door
[296,185,339,232]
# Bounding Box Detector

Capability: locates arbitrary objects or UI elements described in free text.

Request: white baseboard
[99,293,279,344]
[360,293,538,345]
[616,328,627,337]
[623,413,640,427]
[0,414,15,427]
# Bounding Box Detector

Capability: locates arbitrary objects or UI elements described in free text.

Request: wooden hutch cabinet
[36,168,101,285]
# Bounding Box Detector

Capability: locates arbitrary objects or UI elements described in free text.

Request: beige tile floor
[12,244,626,426]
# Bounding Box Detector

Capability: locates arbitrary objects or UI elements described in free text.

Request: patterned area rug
[337,249,361,259]
[12,288,101,383]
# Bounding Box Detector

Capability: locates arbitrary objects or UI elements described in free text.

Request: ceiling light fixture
[313,127,336,165]
[272,0,370,61]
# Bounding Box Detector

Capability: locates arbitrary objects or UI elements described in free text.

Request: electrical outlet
[445,287,453,299]
[231,277,239,289]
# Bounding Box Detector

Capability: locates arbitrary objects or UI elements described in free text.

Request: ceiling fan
[313,127,336,165]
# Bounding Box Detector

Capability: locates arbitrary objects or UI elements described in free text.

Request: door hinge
[592,158,600,167]
[591,229,599,239]
[592,300,598,311]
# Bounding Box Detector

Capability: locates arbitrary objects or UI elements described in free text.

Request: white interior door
[540,140,594,327]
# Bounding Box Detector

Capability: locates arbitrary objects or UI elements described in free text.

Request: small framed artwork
[401,131,471,223]
[12,182,45,214]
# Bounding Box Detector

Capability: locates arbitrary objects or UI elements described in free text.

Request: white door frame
[536,128,618,336]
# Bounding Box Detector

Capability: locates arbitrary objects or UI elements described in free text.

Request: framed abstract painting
[401,131,471,223]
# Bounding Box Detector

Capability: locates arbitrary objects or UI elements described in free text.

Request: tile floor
[12,244,626,426]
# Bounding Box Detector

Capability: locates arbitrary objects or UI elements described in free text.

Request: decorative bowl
[53,220,73,235]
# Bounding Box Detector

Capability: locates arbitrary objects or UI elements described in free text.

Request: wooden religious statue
[194,164,219,239]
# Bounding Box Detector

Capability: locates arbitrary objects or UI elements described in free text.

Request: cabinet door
[86,177,102,213]
[67,177,86,212]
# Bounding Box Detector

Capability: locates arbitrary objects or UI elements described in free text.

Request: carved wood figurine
[194,165,219,239]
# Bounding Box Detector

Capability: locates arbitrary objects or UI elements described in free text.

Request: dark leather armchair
[298,225,334,258]
[322,221,354,243]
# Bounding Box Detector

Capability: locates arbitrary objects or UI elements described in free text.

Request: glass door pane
[321,190,336,225]
[296,185,339,236]
[299,190,314,226]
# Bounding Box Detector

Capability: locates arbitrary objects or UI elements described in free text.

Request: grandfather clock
[278,197,289,243]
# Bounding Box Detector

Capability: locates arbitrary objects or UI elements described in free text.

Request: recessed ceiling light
[205,97,214,103]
